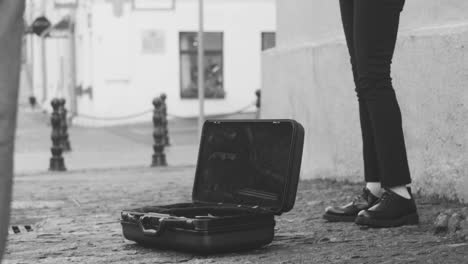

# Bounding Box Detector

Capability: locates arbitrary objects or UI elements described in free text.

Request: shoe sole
[355,212,419,228]
[322,213,356,223]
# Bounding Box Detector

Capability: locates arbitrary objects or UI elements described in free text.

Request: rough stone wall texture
[263,1,468,202]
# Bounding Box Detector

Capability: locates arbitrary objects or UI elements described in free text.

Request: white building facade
[26,0,276,125]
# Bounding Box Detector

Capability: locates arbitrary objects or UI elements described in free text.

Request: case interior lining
[129,203,259,218]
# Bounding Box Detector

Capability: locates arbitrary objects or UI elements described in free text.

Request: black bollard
[160,93,170,146]
[59,98,71,152]
[49,98,67,171]
[255,89,261,109]
[151,98,167,167]
[28,96,37,109]
[255,89,261,119]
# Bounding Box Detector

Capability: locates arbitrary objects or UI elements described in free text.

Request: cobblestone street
[4,0,468,263]
[4,166,468,264]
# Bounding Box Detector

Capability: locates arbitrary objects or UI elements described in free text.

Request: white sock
[366,182,383,197]
[389,185,411,199]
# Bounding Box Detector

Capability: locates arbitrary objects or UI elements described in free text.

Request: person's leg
[353,0,411,191]
[0,0,25,260]
[340,0,382,192]
[353,0,418,227]
[322,0,381,222]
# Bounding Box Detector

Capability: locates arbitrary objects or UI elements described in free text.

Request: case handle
[139,216,167,237]
[138,216,189,237]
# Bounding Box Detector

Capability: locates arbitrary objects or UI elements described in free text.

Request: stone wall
[262,0,468,201]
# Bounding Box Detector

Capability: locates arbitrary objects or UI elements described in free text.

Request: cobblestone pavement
[4,166,468,264]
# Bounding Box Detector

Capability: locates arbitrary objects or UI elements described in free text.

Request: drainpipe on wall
[40,0,48,105]
[197,0,205,139]
[69,10,78,119]
[27,0,35,102]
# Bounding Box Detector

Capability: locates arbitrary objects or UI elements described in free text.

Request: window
[179,32,224,99]
[261,32,276,51]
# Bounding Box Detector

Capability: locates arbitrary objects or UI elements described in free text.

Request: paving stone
[434,213,450,234]
[448,212,464,233]
[4,167,468,264]
[457,220,468,241]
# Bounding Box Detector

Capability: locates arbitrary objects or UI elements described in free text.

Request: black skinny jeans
[339,0,411,188]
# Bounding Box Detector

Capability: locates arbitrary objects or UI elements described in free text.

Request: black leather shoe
[323,188,380,222]
[355,188,419,228]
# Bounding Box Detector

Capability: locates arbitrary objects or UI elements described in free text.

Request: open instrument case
[121,119,304,254]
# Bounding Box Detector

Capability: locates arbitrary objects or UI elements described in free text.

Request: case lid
[192,120,303,215]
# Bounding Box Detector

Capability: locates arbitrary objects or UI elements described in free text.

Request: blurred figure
[0,0,25,260]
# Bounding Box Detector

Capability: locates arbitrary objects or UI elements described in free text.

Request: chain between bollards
[49,98,67,171]
[151,97,167,167]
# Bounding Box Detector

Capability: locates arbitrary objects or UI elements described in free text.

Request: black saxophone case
[121,119,305,254]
